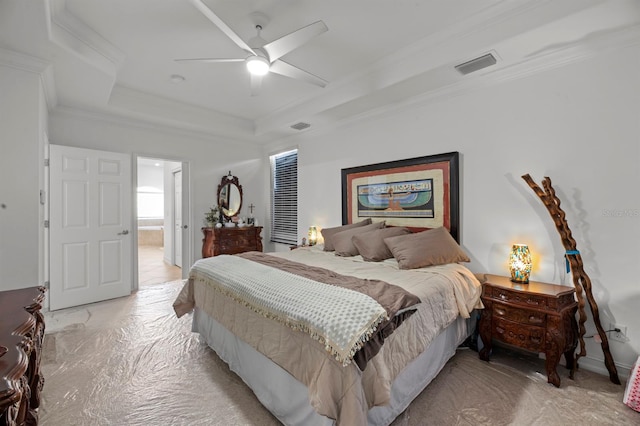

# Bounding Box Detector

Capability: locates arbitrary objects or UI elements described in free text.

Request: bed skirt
[193,308,476,426]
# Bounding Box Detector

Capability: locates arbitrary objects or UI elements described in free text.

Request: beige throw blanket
[176,253,420,367]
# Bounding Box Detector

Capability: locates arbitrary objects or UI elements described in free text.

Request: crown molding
[0,47,58,109]
[48,0,125,78]
[107,85,256,140]
[51,104,258,148]
[270,21,640,150]
[254,0,606,137]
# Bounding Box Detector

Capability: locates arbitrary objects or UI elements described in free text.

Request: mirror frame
[217,173,243,220]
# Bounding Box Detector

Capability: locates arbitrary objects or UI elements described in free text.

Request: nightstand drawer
[493,303,546,326]
[489,287,547,309]
[492,317,545,352]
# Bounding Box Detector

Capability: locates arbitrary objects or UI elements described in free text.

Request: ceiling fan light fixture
[246,56,270,76]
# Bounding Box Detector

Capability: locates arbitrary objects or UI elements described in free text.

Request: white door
[49,145,132,310]
[173,169,182,267]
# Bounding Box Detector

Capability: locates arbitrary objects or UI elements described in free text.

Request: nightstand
[478,274,578,387]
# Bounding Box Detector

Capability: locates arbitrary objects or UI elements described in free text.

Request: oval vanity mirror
[218,172,243,220]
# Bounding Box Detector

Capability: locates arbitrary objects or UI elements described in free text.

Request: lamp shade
[509,244,532,283]
[308,226,318,246]
[246,56,270,76]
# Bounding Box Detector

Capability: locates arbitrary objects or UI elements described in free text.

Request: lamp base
[510,278,529,284]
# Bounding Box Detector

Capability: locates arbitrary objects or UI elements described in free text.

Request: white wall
[0,65,47,290]
[49,110,266,268]
[266,44,640,374]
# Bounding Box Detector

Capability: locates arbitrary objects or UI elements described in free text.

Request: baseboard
[577,355,631,381]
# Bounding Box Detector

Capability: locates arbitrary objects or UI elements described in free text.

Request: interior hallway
[138,245,182,286]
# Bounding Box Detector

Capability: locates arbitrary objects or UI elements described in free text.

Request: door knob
[118,230,129,235]
[182,225,188,229]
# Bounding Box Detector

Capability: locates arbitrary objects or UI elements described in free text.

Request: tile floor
[137,245,182,286]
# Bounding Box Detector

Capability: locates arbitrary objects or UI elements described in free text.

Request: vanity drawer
[492,316,545,352]
[492,303,546,326]
[489,287,547,309]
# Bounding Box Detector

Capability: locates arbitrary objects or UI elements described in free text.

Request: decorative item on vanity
[218,171,243,221]
[522,174,620,385]
[308,226,318,246]
[509,244,532,283]
[204,205,220,228]
[247,203,256,225]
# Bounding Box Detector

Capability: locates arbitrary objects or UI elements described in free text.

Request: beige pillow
[352,227,412,262]
[321,219,372,251]
[333,221,386,257]
[384,227,470,270]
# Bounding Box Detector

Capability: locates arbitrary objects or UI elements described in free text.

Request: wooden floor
[138,245,182,286]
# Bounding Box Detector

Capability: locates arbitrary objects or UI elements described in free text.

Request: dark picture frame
[341,152,460,242]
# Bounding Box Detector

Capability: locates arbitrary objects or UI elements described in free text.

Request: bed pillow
[332,221,386,257]
[321,219,372,251]
[352,227,412,262]
[384,227,470,270]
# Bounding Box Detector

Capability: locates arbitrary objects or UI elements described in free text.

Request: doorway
[136,157,183,286]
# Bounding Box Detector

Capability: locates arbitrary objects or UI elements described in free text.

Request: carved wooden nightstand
[478,274,578,387]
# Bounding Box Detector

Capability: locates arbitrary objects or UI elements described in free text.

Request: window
[137,186,164,219]
[270,149,298,244]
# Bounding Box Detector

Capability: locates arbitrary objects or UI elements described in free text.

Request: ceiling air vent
[455,53,497,75]
[290,122,311,131]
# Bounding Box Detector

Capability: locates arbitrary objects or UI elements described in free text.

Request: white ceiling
[1,0,639,144]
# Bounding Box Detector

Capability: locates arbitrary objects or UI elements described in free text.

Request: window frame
[270,149,298,245]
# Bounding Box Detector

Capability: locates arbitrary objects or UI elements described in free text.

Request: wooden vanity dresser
[201,226,263,258]
[0,286,46,425]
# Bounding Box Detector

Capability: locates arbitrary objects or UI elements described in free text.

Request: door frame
[133,154,191,290]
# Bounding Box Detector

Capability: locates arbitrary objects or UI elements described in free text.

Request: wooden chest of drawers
[201,226,263,258]
[478,274,578,387]
[1,286,46,425]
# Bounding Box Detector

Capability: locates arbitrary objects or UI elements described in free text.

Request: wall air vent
[290,122,311,131]
[455,53,497,75]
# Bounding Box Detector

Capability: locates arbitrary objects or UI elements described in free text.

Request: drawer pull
[531,336,541,344]
[496,326,505,335]
[529,315,544,324]
[495,307,506,316]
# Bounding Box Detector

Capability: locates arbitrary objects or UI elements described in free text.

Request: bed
[173,222,482,426]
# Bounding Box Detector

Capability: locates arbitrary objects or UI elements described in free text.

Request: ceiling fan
[176,0,329,96]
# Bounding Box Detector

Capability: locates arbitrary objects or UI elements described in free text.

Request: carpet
[39,280,637,425]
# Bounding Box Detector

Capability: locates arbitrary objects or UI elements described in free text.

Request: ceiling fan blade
[262,21,328,62]
[270,60,327,88]
[250,73,263,97]
[174,58,245,63]
[190,0,256,56]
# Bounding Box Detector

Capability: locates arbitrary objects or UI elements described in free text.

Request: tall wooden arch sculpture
[522,174,620,385]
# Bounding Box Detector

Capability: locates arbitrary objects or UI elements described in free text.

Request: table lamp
[509,244,532,283]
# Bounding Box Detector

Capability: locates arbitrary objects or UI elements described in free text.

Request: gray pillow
[384,227,470,269]
[321,219,372,251]
[352,227,412,261]
[333,221,386,257]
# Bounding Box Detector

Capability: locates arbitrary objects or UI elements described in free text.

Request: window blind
[270,150,298,245]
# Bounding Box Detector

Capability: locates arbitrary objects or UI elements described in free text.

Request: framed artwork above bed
[341,151,460,241]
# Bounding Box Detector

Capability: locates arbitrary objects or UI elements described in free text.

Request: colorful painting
[357,179,434,218]
[341,152,460,241]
